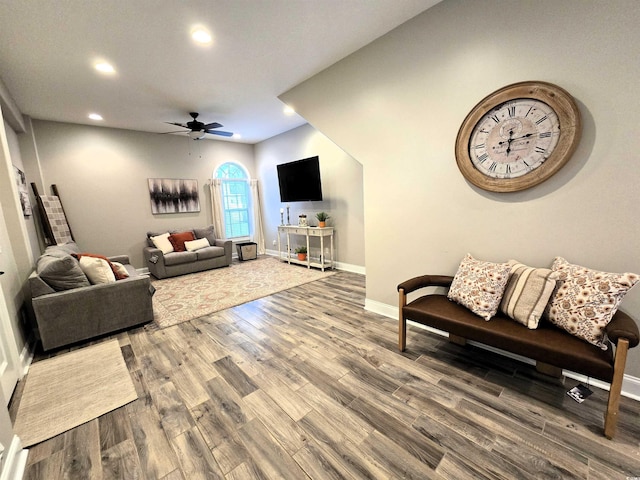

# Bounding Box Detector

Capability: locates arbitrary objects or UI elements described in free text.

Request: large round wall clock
[455,81,581,192]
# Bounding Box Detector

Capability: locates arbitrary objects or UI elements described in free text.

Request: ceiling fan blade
[203,122,223,130]
[205,129,233,137]
[160,130,191,134]
[165,122,188,128]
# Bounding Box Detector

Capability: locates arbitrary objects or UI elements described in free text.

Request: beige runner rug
[152,255,336,328]
[13,340,137,447]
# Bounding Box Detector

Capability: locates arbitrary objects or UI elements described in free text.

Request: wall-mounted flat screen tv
[277,156,323,202]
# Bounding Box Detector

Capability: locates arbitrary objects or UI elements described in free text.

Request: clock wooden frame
[455,81,581,192]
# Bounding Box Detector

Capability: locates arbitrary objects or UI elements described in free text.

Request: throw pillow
[150,232,174,254]
[545,257,639,350]
[168,231,195,252]
[111,261,130,279]
[184,237,210,252]
[36,251,90,291]
[78,256,116,284]
[447,254,511,321]
[499,261,559,329]
[73,253,128,280]
[193,225,217,245]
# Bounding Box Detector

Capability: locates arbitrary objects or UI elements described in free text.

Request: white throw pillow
[151,232,174,254]
[184,237,210,252]
[111,261,130,279]
[79,256,116,284]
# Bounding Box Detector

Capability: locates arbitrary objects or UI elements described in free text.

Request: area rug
[13,340,137,447]
[151,255,336,328]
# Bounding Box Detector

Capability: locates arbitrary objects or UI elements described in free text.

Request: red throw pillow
[168,231,195,252]
[72,253,128,280]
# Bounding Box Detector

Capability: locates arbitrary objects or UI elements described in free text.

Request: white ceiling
[0,0,440,144]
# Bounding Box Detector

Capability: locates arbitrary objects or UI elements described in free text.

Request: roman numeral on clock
[539,132,552,138]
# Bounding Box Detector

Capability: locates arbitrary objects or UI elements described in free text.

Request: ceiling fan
[164,112,233,139]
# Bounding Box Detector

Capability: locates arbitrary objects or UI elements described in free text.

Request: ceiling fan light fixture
[188,130,206,140]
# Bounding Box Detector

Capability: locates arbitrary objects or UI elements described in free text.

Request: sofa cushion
[163,251,198,266]
[448,253,511,321]
[195,246,226,260]
[168,231,195,252]
[36,251,90,291]
[150,232,174,254]
[185,237,210,252]
[500,261,559,329]
[193,225,217,245]
[545,257,639,350]
[78,256,116,284]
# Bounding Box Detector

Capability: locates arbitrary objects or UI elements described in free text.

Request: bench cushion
[404,294,614,382]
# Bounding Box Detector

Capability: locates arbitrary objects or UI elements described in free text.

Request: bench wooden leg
[398,288,406,352]
[604,338,629,440]
[536,361,563,378]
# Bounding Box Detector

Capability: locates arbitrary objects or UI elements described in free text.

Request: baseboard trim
[18,333,35,377]
[264,250,365,274]
[0,436,28,480]
[364,298,640,401]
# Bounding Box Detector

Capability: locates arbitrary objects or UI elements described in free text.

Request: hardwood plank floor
[10,269,640,479]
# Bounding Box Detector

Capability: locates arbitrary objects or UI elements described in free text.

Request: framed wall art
[14,166,32,217]
[148,178,200,214]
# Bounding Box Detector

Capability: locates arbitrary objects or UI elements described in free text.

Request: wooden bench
[398,274,639,439]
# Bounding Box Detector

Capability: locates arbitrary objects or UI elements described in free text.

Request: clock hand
[505,130,514,156]
[511,132,535,141]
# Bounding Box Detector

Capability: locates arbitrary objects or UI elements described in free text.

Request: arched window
[214,162,251,238]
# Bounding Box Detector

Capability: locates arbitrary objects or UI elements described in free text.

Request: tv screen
[277,156,323,202]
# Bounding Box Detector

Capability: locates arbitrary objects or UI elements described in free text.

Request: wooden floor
[10,270,640,479]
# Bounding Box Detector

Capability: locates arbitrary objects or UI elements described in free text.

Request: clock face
[455,81,581,192]
[469,98,560,179]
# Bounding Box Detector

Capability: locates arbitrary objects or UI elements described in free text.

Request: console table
[277,225,334,271]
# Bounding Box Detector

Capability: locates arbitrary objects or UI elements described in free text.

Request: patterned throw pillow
[500,261,559,329]
[448,254,511,321]
[545,257,639,350]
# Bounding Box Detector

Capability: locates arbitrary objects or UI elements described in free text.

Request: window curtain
[209,179,226,239]
[249,179,266,254]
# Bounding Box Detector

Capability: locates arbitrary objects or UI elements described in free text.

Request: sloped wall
[280,0,640,377]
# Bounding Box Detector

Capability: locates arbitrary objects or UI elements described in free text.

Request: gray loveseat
[143,225,232,279]
[29,242,154,351]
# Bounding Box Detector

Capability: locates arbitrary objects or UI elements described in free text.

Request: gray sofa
[29,242,154,351]
[143,225,232,279]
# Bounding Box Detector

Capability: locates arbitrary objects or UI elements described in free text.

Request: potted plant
[316,211,330,228]
[295,246,307,261]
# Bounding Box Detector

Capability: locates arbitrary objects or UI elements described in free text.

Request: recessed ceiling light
[94,61,115,74]
[283,105,295,115]
[191,28,212,45]
[88,113,103,121]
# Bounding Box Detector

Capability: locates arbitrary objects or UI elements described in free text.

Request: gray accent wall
[255,124,365,270]
[27,120,256,267]
[280,0,640,377]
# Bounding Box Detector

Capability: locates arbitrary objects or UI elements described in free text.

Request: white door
[0,282,19,405]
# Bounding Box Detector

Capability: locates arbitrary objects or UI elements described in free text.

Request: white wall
[281,0,640,377]
[255,124,365,270]
[29,120,255,267]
